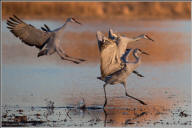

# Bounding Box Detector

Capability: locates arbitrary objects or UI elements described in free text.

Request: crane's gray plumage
[7,15,51,50]
[96,31,122,78]
[99,48,149,107]
[7,15,85,64]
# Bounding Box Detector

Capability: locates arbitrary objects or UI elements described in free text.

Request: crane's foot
[72,61,80,64]
[64,54,86,62]
[138,100,147,105]
[103,100,107,108]
[78,58,86,62]
[125,93,147,105]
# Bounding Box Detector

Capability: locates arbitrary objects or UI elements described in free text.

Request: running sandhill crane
[7,15,86,64]
[98,48,149,107]
[96,30,153,79]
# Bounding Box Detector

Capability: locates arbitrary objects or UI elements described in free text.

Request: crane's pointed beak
[74,19,82,25]
[142,51,150,55]
[145,35,154,42]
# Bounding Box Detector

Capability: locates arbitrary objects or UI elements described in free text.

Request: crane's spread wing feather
[44,24,51,32]
[7,15,51,49]
[41,24,51,32]
[41,27,47,32]
[96,31,121,78]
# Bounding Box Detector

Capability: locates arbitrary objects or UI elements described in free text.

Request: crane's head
[134,48,150,57]
[67,17,82,25]
[143,34,154,42]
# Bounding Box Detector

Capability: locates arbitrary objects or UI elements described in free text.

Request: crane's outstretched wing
[7,15,51,49]
[96,31,121,78]
[108,29,134,58]
[96,31,104,52]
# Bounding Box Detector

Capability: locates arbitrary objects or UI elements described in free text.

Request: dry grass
[2,2,191,20]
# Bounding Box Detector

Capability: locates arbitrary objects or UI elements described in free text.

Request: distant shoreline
[2,2,191,20]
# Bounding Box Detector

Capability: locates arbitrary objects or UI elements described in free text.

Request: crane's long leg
[103,83,108,107]
[65,54,86,62]
[59,46,86,62]
[122,81,147,105]
[103,109,107,127]
[56,47,80,64]
[133,70,144,77]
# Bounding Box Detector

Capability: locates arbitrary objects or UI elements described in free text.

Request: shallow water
[1,20,191,126]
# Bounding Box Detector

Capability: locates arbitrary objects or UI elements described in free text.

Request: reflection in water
[124,112,147,125]
[43,99,55,120]
[2,99,191,127]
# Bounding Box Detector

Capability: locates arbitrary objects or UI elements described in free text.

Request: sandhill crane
[96,30,152,79]
[7,15,86,64]
[98,48,149,107]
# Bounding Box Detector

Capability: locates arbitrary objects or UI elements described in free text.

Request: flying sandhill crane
[7,15,86,64]
[98,48,149,107]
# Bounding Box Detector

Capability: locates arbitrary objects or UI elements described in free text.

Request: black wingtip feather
[7,20,18,25]
[9,17,19,23]
[41,27,47,32]
[7,26,13,30]
[13,15,24,23]
[44,24,50,31]
[7,22,15,27]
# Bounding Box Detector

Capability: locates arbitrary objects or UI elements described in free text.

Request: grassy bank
[2,2,191,20]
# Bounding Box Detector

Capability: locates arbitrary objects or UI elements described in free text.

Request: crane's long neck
[54,20,70,34]
[124,52,141,73]
[132,52,141,66]
[62,20,69,28]
[132,35,144,42]
[59,20,69,32]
